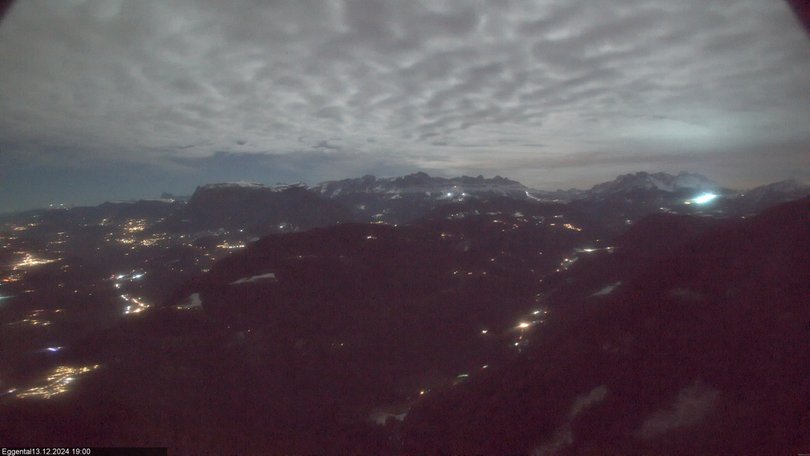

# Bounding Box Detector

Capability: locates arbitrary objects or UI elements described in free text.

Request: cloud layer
[0,0,808,208]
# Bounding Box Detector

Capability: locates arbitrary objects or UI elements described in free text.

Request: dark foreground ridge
[403,199,809,455]
[0,172,806,454]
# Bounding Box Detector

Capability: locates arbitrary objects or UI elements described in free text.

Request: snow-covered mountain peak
[589,172,718,195]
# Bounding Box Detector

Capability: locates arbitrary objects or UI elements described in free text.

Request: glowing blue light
[691,193,718,205]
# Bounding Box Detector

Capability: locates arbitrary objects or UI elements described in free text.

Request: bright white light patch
[690,193,718,205]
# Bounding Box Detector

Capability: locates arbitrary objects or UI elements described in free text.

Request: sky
[0,0,808,211]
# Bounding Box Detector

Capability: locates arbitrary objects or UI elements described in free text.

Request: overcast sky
[0,0,808,211]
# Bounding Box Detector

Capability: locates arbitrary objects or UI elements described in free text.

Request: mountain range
[9,171,804,233]
[0,171,807,454]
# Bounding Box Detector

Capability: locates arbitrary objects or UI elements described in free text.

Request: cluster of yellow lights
[7,309,53,327]
[13,253,58,270]
[121,295,151,315]
[217,242,246,250]
[562,223,583,232]
[25,318,52,326]
[11,223,37,232]
[16,365,100,399]
[139,236,165,246]
[7,317,52,327]
[123,219,147,233]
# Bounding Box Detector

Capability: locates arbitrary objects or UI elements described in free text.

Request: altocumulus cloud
[0,0,808,204]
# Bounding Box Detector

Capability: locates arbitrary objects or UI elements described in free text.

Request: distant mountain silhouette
[728,179,810,215]
[311,172,536,224]
[584,171,719,196]
[156,182,355,235]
